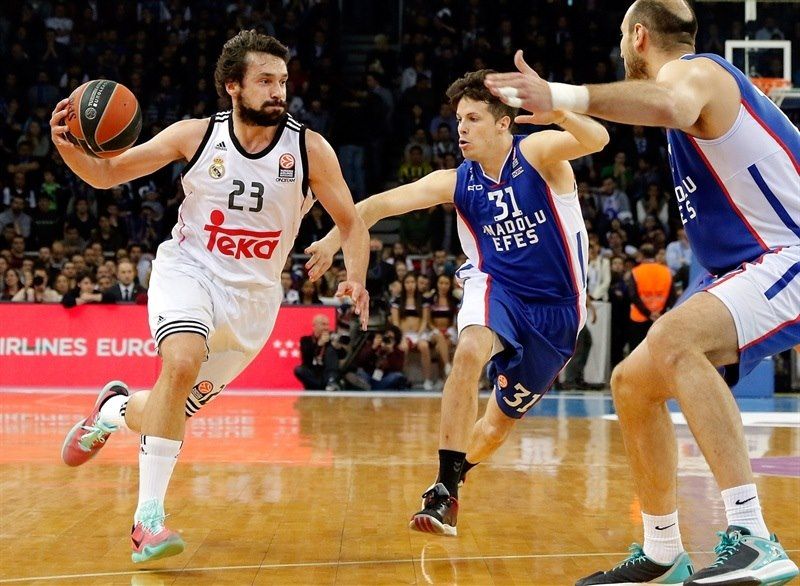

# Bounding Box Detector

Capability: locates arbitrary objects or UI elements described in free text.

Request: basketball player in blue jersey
[306,70,608,535]
[487,1,799,584]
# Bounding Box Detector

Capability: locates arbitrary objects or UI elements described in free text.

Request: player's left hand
[484,50,554,113]
[305,238,338,282]
[336,280,370,330]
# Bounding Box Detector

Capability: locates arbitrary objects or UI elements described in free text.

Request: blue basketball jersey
[453,135,588,304]
[666,53,800,276]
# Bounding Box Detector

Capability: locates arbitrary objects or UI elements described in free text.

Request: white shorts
[148,241,282,416]
[696,245,800,379]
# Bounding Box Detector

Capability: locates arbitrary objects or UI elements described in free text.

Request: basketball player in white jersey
[487,1,799,585]
[51,31,370,563]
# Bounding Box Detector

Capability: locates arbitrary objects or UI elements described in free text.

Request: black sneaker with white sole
[575,545,694,585]
[409,482,458,537]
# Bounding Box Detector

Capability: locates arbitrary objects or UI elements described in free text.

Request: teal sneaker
[575,545,694,585]
[685,526,799,585]
[130,500,185,563]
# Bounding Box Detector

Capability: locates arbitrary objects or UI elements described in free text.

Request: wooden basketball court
[0,390,797,584]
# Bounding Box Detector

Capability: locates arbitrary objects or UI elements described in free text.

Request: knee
[453,337,485,368]
[418,340,430,353]
[645,318,685,372]
[610,359,643,409]
[162,354,202,386]
[482,417,512,445]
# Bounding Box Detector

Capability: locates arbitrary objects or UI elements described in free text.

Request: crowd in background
[1,1,798,389]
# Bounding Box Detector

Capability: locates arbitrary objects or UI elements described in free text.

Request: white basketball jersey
[168,111,314,291]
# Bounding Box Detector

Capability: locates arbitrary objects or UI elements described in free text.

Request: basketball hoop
[750,77,791,96]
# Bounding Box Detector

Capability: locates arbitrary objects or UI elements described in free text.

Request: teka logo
[204,209,282,260]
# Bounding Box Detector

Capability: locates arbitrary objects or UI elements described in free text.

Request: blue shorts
[679,246,800,385]
[457,267,583,419]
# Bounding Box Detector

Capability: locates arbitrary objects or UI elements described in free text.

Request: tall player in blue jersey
[487,1,799,585]
[307,70,608,534]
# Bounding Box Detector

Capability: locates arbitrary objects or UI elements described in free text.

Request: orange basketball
[65,80,142,159]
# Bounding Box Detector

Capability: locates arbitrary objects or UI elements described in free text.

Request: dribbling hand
[484,50,555,116]
[50,98,74,149]
[336,280,370,331]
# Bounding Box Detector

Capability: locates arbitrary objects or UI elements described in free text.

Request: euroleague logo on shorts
[497,374,508,388]
[276,153,296,182]
[203,209,282,260]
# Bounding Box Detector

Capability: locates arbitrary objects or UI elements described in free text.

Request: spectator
[598,177,633,227]
[61,271,101,308]
[66,197,97,242]
[345,327,408,390]
[601,151,633,193]
[8,235,26,269]
[626,244,676,351]
[282,270,300,304]
[428,274,458,378]
[52,273,70,298]
[563,298,597,389]
[608,255,630,367]
[0,196,32,240]
[299,279,321,305]
[429,203,461,255]
[11,269,61,303]
[294,314,342,391]
[587,242,611,301]
[636,183,670,232]
[3,172,36,209]
[665,227,692,290]
[102,260,147,304]
[1,268,23,301]
[391,272,434,390]
[30,194,63,248]
[92,215,127,252]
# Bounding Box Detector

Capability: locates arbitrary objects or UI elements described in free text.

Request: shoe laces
[711,530,742,567]
[137,508,171,535]
[78,419,118,450]
[614,544,648,569]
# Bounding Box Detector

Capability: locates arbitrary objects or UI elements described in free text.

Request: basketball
[65,79,142,159]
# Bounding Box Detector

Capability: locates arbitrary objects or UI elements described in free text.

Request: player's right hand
[50,98,74,149]
[484,50,554,114]
[305,239,338,282]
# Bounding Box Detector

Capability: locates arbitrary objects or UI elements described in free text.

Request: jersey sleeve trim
[181,117,214,176]
[299,126,310,197]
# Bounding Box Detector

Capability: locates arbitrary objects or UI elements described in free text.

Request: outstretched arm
[305,169,456,281]
[50,98,207,189]
[485,50,713,131]
[305,130,371,328]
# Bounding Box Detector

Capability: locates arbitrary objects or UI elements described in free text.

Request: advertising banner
[0,304,335,389]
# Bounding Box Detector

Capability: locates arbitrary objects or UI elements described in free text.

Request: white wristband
[549,83,590,114]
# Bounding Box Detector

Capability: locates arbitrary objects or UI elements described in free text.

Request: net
[749,77,791,96]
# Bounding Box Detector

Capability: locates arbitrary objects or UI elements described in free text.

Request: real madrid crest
[209,156,225,179]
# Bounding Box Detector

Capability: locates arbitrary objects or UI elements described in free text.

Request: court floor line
[2,550,799,584]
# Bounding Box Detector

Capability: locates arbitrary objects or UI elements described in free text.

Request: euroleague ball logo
[497,374,508,388]
[278,152,295,181]
[84,107,97,120]
[196,380,214,395]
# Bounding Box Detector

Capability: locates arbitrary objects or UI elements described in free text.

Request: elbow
[591,127,611,153]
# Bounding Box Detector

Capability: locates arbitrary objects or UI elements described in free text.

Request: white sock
[721,484,769,539]
[642,511,684,564]
[135,436,182,522]
[98,394,129,430]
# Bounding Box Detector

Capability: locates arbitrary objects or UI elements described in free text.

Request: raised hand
[484,50,555,114]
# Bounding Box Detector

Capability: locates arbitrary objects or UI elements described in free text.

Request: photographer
[294,314,344,391]
[345,325,407,390]
[11,268,62,302]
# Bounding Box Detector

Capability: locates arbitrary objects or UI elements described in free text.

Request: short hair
[445,70,518,122]
[629,0,697,49]
[640,243,657,259]
[214,30,290,102]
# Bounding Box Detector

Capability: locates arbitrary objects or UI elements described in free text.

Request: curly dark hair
[214,30,290,103]
[445,69,518,121]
